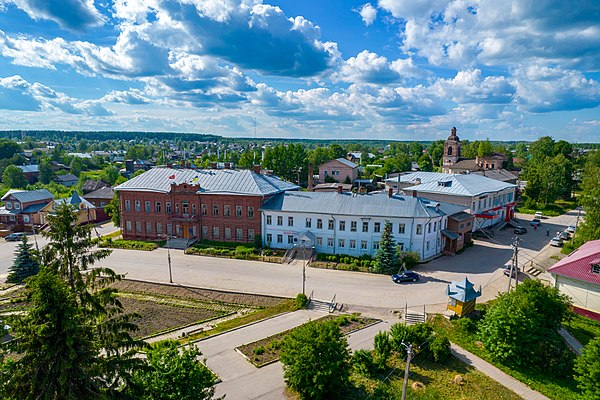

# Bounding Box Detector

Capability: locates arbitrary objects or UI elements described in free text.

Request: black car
[514,226,527,234]
[391,271,421,283]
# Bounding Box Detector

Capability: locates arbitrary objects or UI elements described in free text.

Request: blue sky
[0,0,599,142]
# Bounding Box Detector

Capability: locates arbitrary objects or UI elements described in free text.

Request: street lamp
[302,246,315,296]
[163,234,173,283]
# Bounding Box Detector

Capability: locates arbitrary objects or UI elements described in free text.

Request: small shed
[446,277,482,317]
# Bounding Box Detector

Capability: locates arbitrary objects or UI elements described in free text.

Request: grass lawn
[516,196,578,217]
[431,315,581,400]
[563,313,600,346]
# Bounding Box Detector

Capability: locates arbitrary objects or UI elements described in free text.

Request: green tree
[101,166,120,186]
[2,165,27,188]
[329,144,345,160]
[477,140,494,157]
[478,279,572,372]
[131,340,218,400]
[577,150,600,242]
[373,331,392,369]
[308,147,332,168]
[574,336,600,400]
[428,140,445,167]
[529,136,556,161]
[38,159,54,184]
[70,157,83,177]
[3,269,103,399]
[6,235,39,284]
[105,193,121,228]
[374,221,397,274]
[0,139,22,160]
[417,154,433,171]
[280,320,351,400]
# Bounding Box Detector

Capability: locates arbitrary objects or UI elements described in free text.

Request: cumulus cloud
[3,0,103,31]
[358,3,377,26]
[338,50,425,84]
[433,69,516,104]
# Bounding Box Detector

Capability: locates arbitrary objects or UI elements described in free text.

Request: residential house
[260,188,466,260]
[115,167,299,242]
[386,171,517,230]
[318,158,358,184]
[39,191,97,226]
[0,189,54,230]
[85,186,114,222]
[548,240,600,320]
[82,179,110,195]
[125,159,153,174]
[17,165,39,184]
[54,174,79,187]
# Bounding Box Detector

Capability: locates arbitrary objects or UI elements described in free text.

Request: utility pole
[572,206,581,246]
[302,255,306,296]
[507,236,519,292]
[401,343,413,400]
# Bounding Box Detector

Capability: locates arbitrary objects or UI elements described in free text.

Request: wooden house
[446,277,482,317]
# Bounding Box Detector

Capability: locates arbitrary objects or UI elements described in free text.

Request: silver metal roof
[115,167,299,196]
[17,165,39,173]
[1,189,54,203]
[260,191,466,218]
[394,172,516,197]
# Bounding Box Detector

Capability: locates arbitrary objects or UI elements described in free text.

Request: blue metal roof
[261,191,466,218]
[446,277,482,302]
[1,189,54,203]
[399,172,516,197]
[115,167,299,196]
[17,165,39,173]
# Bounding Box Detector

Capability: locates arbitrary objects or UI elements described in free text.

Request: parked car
[534,211,543,219]
[503,263,519,277]
[558,231,570,240]
[5,232,25,242]
[530,219,541,227]
[550,236,564,247]
[391,271,421,283]
[514,226,527,234]
[566,225,576,233]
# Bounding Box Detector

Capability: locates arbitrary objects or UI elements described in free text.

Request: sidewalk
[450,343,550,400]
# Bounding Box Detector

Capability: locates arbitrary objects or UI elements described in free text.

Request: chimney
[388,187,393,198]
[252,165,261,174]
[307,164,314,191]
[337,185,343,194]
[412,190,417,198]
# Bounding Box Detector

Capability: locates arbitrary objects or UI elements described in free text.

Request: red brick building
[115,168,298,243]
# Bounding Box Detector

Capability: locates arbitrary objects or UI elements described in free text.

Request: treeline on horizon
[1,130,598,148]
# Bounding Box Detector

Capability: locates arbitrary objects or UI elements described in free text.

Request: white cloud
[358,3,377,26]
[338,50,425,84]
[3,0,103,31]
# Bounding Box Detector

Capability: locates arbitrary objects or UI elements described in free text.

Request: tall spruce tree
[6,235,39,284]
[374,221,397,274]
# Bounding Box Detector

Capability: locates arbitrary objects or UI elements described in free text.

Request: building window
[192,204,197,215]
[175,203,179,214]
[327,238,334,247]
[416,224,423,235]
[398,242,404,251]
[124,200,130,212]
[426,241,430,251]
[146,222,152,233]
[317,219,323,229]
[166,202,172,213]
[398,223,405,234]
[248,206,254,218]
[591,264,600,274]
[237,228,243,240]
[5,202,11,210]
[428,223,431,234]
[167,223,172,235]
[277,234,283,243]
[266,233,272,243]
[157,223,163,234]
[338,239,345,248]
[288,217,294,226]
[467,221,471,227]
[373,242,379,250]
[277,216,283,226]
[135,200,141,212]
[328,219,334,230]
[350,240,356,249]
[248,229,255,240]
[201,204,207,215]
[361,240,368,250]
[14,203,21,210]
[224,205,230,217]
[339,221,345,231]
[224,227,231,239]
[202,225,208,237]
[213,204,219,216]
[350,221,357,232]
[305,218,312,228]
[155,202,161,213]
[374,222,381,233]
[472,202,476,210]
[213,226,219,238]
[266,215,272,225]
[126,221,132,232]
[288,235,294,244]
[460,223,465,229]
[316,237,323,246]
[434,221,437,232]
[136,221,142,233]
[145,201,151,213]
[192,226,197,237]
[236,206,243,217]
[362,221,369,232]
[176,224,181,236]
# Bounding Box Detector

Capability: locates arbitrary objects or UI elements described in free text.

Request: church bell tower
[442,127,461,173]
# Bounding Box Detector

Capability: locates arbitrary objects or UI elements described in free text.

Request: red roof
[548,240,600,285]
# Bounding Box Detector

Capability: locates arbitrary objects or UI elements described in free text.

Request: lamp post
[302,246,314,296]
[164,234,173,283]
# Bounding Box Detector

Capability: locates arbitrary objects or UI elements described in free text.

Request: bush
[352,349,375,376]
[295,293,309,309]
[453,317,478,334]
[429,334,451,362]
[373,331,392,369]
[253,346,265,356]
[98,239,158,251]
[390,322,433,356]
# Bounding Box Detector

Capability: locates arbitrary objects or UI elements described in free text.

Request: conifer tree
[6,234,39,284]
[374,221,397,274]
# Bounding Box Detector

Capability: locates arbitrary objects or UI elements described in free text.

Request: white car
[566,225,576,234]
[534,211,543,219]
[550,236,563,247]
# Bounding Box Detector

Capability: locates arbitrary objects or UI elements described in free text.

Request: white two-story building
[260,189,466,260]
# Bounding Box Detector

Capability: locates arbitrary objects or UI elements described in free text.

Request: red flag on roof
[168,174,175,179]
